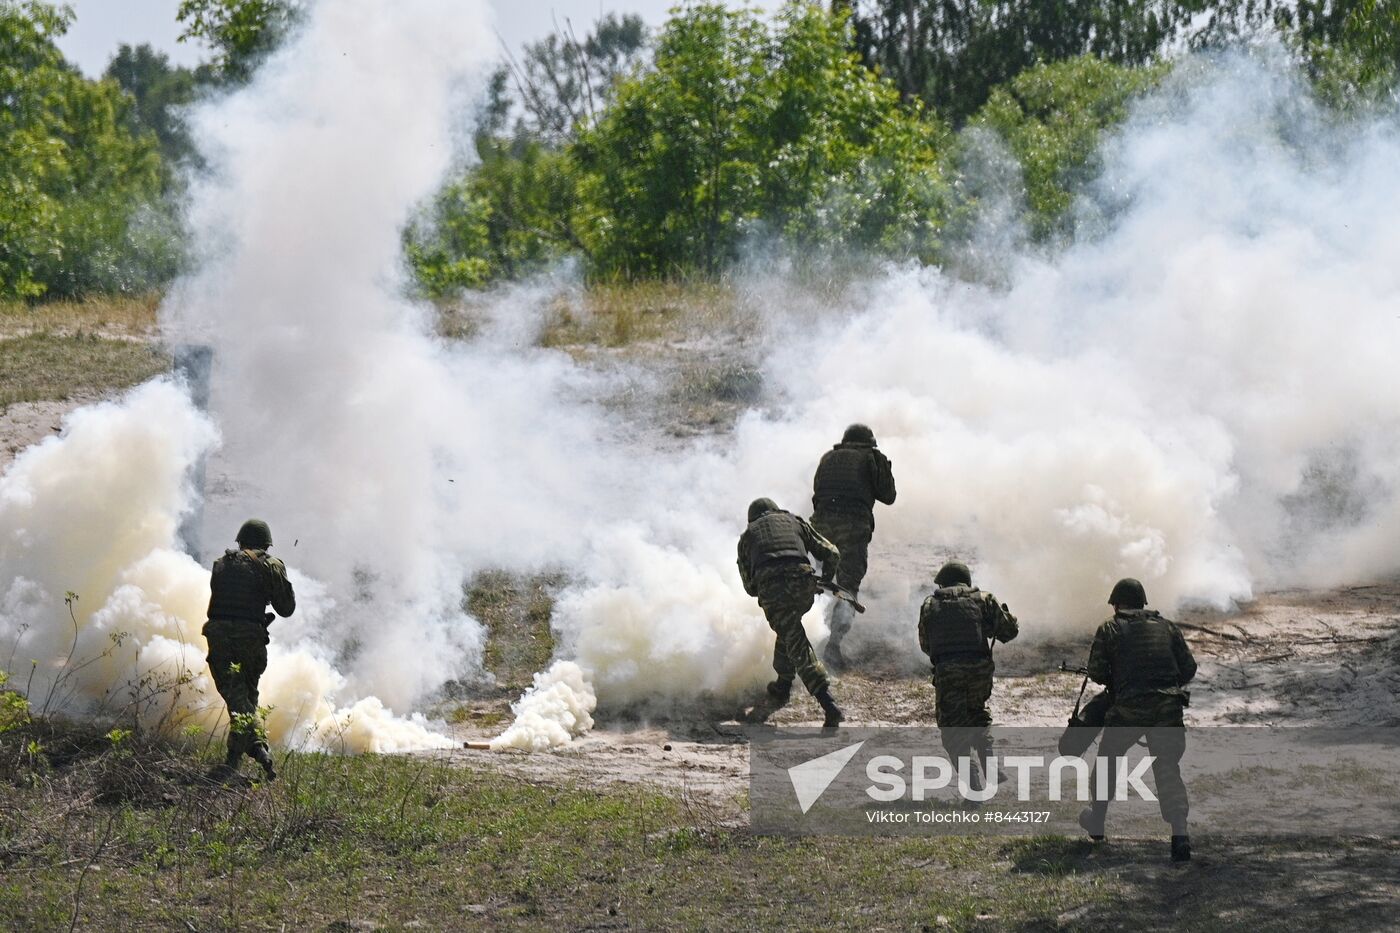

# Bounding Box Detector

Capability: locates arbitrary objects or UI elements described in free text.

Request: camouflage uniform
[809,434,896,661]
[737,503,840,701]
[1084,608,1197,837]
[204,546,295,767]
[918,578,1018,780]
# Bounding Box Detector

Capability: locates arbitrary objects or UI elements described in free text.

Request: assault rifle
[814,578,866,613]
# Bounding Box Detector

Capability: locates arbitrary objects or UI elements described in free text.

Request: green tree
[0,1,175,300]
[972,55,1167,241]
[406,141,583,296]
[574,2,946,278]
[176,0,299,84]
[851,0,1191,124]
[104,43,198,174]
[501,12,649,144]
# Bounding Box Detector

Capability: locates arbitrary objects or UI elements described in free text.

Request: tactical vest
[207,549,271,624]
[1110,610,1181,697]
[747,511,808,575]
[813,446,873,509]
[923,585,990,661]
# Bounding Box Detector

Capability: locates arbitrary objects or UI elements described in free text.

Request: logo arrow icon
[787,741,865,814]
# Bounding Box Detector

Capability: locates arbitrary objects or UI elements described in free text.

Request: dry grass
[0,333,170,411]
[540,280,749,349]
[0,294,161,340]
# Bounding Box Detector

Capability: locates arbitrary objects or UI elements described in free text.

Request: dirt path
[442,583,1400,810]
[0,394,103,467]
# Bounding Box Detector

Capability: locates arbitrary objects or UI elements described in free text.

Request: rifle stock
[814,578,866,613]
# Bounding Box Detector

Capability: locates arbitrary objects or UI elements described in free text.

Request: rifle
[1059,661,1090,720]
[814,578,866,613]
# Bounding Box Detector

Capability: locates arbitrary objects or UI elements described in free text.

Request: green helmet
[934,560,971,587]
[1109,578,1146,609]
[236,519,273,550]
[747,498,779,523]
[842,423,875,445]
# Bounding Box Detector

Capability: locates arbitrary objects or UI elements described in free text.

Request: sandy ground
[440,583,1400,820]
[0,394,102,467]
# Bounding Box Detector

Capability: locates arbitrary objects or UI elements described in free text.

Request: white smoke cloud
[6,10,1399,758]
[523,54,1400,733]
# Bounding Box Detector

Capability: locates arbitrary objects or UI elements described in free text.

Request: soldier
[204,519,295,783]
[918,560,1018,788]
[810,423,896,670]
[738,498,846,728]
[1078,578,1197,862]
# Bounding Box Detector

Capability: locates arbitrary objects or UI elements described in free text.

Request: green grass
[0,332,170,411]
[465,571,560,691]
[0,737,1118,931]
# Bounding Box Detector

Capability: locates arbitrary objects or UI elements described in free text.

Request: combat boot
[1171,835,1191,862]
[250,746,277,781]
[766,678,793,704]
[815,686,845,729]
[1078,807,1105,842]
[975,737,1003,787]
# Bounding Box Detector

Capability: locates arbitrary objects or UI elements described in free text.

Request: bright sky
[56,1,787,76]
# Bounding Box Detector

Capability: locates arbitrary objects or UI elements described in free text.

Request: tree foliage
[103,43,199,174]
[973,56,1168,240]
[498,12,649,144]
[176,0,299,84]
[850,0,1191,125]
[0,2,176,300]
[574,3,947,278]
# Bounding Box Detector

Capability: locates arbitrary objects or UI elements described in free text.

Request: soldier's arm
[1170,623,1198,684]
[871,449,896,505]
[736,537,757,597]
[984,594,1019,643]
[798,517,840,580]
[266,556,296,618]
[917,598,934,658]
[1086,622,1115,686]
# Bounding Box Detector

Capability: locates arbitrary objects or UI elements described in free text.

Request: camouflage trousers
[932,658,994,765]
[204,618,270,763]
[756,564,829,696]
[1090,695,1189,832]
[810,508,873,647]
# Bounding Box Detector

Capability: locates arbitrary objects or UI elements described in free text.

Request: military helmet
[1109,577,1147,609]
[747,498,779,523]
[934,560,972,587]
[842,423,876,445]
[236,519,273,550]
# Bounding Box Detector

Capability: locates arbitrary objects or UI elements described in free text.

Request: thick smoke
[5,9,1399,755]
[523,55,1400,737]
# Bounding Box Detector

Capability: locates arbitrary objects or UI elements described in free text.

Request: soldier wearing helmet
[918,560,1018,789]
[1079,578,1197,862]
[737,498,846,728]
[809,423,897,671]
[203,519,296,783]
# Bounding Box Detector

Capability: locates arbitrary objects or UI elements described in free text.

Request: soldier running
[204,519,295,783]
[918,560,1018,789]
[1079,578,1197,862]
[810,423,896,671]
[738,498,846,728]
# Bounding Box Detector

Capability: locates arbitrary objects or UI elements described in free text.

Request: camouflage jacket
[737,512,840,597]
[1087,609,1196,701]
[811,442,897,513]
[207,548,296,624]
[917,587,1019,661]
